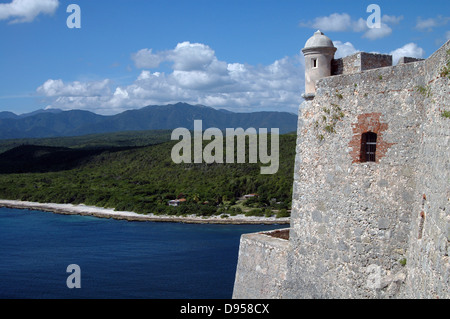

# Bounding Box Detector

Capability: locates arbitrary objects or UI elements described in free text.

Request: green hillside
[0,129,172,154]
[0,132,296,218]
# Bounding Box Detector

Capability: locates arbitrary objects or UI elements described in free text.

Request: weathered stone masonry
[233,32,449,299]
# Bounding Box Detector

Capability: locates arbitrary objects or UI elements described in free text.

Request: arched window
[360,132,377,162]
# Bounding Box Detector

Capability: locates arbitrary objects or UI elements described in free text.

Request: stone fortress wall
[331,51,393,75]
[232,32,449,299]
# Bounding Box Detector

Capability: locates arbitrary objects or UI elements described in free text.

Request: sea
[0,207,285,299]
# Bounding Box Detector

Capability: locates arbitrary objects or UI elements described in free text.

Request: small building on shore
[168,198,186,206]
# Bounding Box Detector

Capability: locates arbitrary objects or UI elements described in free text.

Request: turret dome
[304,30,335,49]
[301,30,337,96]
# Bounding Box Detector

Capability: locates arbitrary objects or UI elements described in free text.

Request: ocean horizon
[0,207,284,299]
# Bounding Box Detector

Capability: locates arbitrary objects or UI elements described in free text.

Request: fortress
[233,31,449,299]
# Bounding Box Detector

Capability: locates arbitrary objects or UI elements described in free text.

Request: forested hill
[0,131,297,217]
[0,103,297,139]
[0,129,172,154]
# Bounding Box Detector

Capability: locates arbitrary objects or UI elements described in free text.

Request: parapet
[232,229,289,299]
[331,51,425,76]
[397,56,424,64]
[332,52,392,75]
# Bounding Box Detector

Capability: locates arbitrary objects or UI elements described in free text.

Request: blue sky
[0,0,449,115]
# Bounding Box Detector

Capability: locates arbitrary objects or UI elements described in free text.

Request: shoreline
[0,199,290,225]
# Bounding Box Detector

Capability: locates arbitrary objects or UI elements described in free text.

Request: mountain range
[0,103,298,139]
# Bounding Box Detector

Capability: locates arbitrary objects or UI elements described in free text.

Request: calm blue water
[0,207,284,299]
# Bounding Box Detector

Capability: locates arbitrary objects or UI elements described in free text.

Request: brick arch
[349,113,396,163]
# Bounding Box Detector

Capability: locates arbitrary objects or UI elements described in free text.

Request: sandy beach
[0,199,290,225]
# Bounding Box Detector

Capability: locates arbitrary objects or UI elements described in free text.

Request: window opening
[361,132,377,162]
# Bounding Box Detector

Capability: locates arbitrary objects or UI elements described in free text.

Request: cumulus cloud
[300,13,365,33]
[132,42,221,72]
[131,49,165,69]
[169,42,217,71]
[389,43,425,65]
[38,42,305,115]
[415,16,450,32]
[333,41,359,59]
[37,79,111,97]
[303,13,353,32]
[363,23,392,40]
[382,15,403,25]
[0,0,59,24]
[300,12,402,40]
[131,42,233,91]
[37,39,431,114]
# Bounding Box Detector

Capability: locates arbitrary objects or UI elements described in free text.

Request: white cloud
[333,41,359,59]
[0,0,59,24]
[137,70,151,81]
[352,18,368,32]
[307,13,353,32]
[363,23,392,40]
[172,69,230,91]
[37,79,111,97]
[415,16,450,32]
[168,43,231,90]
[300,12,402,40]
[389,43,425,65]
[132,42,220,72]
[131,49,164,69]
[38,42,305,115]
[169,42,216,71]
[382,15,403,25]
[416,18,437,31]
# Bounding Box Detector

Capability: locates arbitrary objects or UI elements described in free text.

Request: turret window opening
[312,58,318,68]
[361,132,377,162]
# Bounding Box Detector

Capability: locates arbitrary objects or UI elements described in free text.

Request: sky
[0,0,449,115]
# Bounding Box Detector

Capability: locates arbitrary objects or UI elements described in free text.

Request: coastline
[0,199,290,225]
